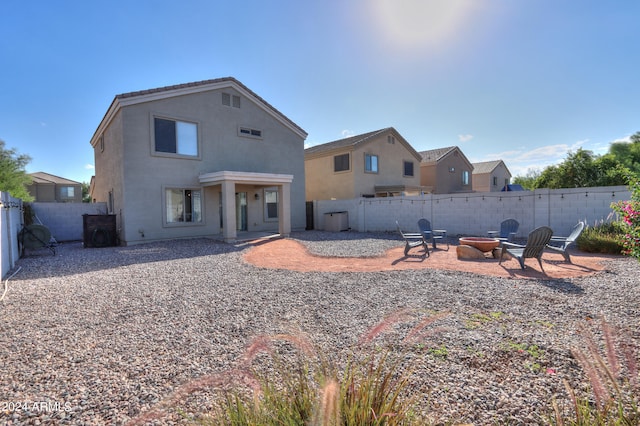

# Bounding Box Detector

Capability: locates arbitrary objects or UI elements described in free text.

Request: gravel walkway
[1,231,638,425]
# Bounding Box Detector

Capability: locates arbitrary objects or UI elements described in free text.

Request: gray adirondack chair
[546,221,585,263]
[396,221,429,257]
[418,218,448,249]
[488,218,519,242]
[499,226,554,273]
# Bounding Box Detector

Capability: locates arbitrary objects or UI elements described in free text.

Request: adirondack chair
[499,226,553,273]
[418,218,448,249]
[487,218,519,242]
[546,221,585,263]
[396,221,429,257]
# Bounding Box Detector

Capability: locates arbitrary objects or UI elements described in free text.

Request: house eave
[199,171,294,186]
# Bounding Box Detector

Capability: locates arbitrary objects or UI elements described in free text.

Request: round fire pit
[458,237,500,252]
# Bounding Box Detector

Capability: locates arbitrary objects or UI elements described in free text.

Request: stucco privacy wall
[30,202,109,242]
[313,186,630,237]
[1,192,22,279]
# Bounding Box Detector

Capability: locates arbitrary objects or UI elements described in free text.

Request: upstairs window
[239,127,263,139]
[154,118,198,156]
[403,161,414,177]
[365,153,378,173]
[334,153,350,172]
[462,170,470,185]
[60,186,75,199]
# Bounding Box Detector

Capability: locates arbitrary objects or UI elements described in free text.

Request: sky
[1,0,639,184]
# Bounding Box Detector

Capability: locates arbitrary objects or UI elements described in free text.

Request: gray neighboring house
[89,77,308,245]
[471,160,512,192]
[419,146,474,194]
[27,172,83,203]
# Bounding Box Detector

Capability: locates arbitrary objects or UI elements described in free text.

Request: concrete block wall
[31,202,109,242]
[315,185,631,237]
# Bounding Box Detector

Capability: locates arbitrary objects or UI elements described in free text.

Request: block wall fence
[30,202,109,242]
[312,185,631,237]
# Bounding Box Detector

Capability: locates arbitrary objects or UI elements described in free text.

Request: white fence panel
[1,192,23,279]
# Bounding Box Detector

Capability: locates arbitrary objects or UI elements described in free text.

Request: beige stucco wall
[92,87,306,245]
[305,131,422,200]
[473,164,511,192]
[420,151,473,194]
[305,149,356,200]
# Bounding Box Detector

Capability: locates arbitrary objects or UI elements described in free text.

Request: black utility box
[83,214,117,248]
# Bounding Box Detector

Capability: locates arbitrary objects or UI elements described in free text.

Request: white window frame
[462,170,470,186]
[364,153,379,173]
[264,188,278,221]
[238,126,263,139]
[152,115,201,159]
[163,187,204,226]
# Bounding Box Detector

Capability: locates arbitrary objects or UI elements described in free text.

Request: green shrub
[576,222,626,254]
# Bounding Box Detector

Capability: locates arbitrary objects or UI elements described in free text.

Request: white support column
[221,180,237,242]
[278,182,291,237]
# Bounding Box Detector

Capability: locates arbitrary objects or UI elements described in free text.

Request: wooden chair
[499,226,553,273]
[396,221,429,257]
[546,221,585,263]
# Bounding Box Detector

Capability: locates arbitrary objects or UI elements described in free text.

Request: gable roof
[90,77,307,147]
[472,160,511,175]
[304,127,422,160]
[418,146,458,163]
[28,172,81,185]
[418,146,474,169]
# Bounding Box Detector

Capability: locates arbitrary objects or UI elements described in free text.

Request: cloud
[458,134,473,143]
[85,164,95,170]
[341,129,355,138]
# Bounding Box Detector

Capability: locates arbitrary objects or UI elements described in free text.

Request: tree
[524,148,630,190]
[82,182,92,203]
[512,168,541,190]
[0,139,34,201]
[607,131,640,175]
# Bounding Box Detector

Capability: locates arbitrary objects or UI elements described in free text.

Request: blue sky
[1,0,638,184]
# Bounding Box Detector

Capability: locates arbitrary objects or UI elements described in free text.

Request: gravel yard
[1,231,639,425]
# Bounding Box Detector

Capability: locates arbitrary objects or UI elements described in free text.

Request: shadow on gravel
[12,238,245,279]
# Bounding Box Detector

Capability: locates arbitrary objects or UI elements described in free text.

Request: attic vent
[222,92,241,108]
[387,135,395,144]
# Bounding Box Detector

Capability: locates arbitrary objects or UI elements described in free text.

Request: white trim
[199,171,294,186]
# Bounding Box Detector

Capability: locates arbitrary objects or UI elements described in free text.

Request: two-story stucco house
[471,160,512,192]
[304,128,424,200]
[89,77,307,245]
[27,172,83,203]
[419,146,474,194]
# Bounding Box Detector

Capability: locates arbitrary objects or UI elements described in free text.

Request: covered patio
[199,171,294,242]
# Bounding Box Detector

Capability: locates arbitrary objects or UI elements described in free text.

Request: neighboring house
[27,172,83,202]
[419,146,474,194]
[89,77,308,245]
[304,128,424,200]
[471,160,512,192]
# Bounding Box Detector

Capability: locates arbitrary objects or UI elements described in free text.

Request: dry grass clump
[551,315,639,425]
[128,309,449,425]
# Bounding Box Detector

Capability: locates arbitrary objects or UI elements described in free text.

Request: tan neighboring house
[89,77,308,245]
[27,172,83,202]
[472,160,512,192]
[304,128,424,200]
[419,146,474,194]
